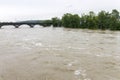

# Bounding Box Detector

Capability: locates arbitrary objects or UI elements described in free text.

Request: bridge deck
[0,22,52,28]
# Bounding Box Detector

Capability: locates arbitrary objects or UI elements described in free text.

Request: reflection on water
[0,26,120,80]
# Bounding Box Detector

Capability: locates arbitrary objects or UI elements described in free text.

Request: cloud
[0,0,120,21]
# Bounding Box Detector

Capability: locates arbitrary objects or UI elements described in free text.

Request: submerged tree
[97,11,110,30]
[50,9,120,30]
[42,20,52,27]
[62,13,80,28]
[52,17,62,27]
[110,9,120,30]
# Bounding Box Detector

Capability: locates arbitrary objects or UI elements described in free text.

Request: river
[0,26,120,80]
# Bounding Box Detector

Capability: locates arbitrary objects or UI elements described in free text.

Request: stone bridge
[0,22,52,28]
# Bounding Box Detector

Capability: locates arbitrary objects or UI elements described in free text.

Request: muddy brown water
[0,26,120,80]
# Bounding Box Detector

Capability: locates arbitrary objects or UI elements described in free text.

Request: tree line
[48,9,120,30]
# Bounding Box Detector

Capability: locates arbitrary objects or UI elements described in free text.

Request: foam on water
[68,63,73,67]
[35,43,42,47]
[74,68,92,80]
[74,70,81,76]
[68,46,86,50]
[67,60,78,67]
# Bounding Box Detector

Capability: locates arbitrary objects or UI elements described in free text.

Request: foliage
[50,9,120,30]
[52,17,62,27]
[62,13,80,28]
[42,20,52,27]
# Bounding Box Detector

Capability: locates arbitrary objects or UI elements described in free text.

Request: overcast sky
[0,0,120,21]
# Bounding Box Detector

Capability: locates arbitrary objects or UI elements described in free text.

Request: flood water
[0,26,120,80]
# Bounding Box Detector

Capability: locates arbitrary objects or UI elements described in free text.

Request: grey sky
[0,0,119,21]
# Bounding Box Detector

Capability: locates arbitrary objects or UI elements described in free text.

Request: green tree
[62,13,80,28]
[109,9,120,30]
[48,9,120,31]
[87,11,98,29]
[42,20,52,27]
[97,11,112,30]
[52,17,62,27]
[80,12,98,29]
[111,9,119,19]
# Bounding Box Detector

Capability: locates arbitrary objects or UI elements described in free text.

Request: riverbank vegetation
[51,9,120,30]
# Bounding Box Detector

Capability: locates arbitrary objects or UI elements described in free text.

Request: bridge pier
[14,25,20,28]
[29,25,34,28]
[0,25,2,28]
[0,22,52,29]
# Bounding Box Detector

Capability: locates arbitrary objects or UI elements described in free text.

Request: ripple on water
[68,46,86,50]
[67,60,78,67]
[74,69,91,80]
[74,70,81,76]
[95,53,112,57]
[35,43,42,47]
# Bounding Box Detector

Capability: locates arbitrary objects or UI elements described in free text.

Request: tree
[42,20,52,27]
[97,11,112,30]
[49,9,120,31]
[80,12,98,29]
[87,11,98,29]
[52,17,62,27]
[109,9,120,30]
[111,9,119,19]
[62,13,80,28]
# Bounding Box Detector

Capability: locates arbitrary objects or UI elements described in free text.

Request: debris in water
[74,70,81,76]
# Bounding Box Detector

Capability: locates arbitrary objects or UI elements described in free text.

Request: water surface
[0,26,120,80]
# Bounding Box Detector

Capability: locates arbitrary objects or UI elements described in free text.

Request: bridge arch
[0,22,52,29]
[0,25,16,29]
[16,24,35,28]
[14,25,20,28]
